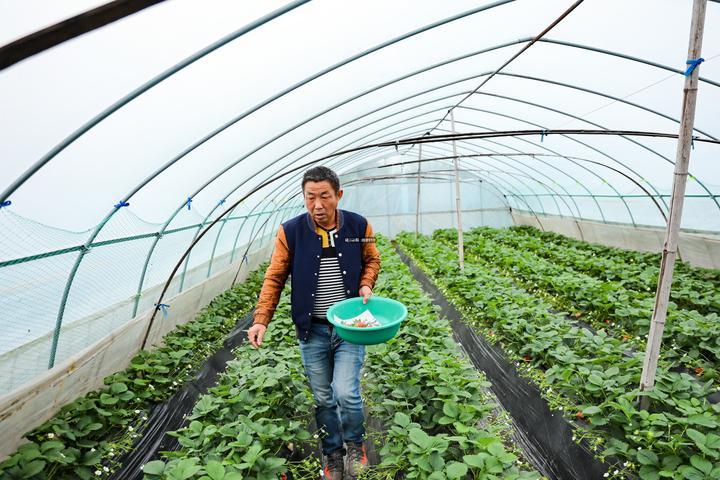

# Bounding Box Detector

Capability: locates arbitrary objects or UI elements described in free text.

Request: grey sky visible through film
[1,0,719,231]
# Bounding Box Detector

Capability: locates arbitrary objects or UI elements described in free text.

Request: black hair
[302,166,341,193]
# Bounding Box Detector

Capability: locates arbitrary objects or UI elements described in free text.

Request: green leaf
[18,444,41,462]
[80,450,102,466]
[582,406,602,415]
[169,458,202,480]
[639,465,660,480]
[445,462,468,479]
[690,456,712,475]
[40,440,64,452]
[679,466,705,480]
[110,382,128,394]
[394,412,410,428]
[204,460,225,480]
[588,374,604,386]
[442,402,459,419]
[99,393,119,405]
[463,454,485,469]
[409,428,432,450]
[19,460,46,477]
[143,460,166,475]
[487,442,506,457]
[688,414,718,428]
[637,450,659,466]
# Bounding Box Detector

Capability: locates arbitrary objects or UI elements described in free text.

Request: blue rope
[114,200,130,209]
[684,58,704,77]
[155,303,170,319]
[186,197,192,211]
[0,200,11,209]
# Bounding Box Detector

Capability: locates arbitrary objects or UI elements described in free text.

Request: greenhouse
[1,0,719,478]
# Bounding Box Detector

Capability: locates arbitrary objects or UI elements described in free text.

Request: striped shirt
[312,225,347,318]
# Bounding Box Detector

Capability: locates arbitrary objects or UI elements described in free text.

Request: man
[247,166,381,480]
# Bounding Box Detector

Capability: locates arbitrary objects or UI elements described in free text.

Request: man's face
[303,180,343,226]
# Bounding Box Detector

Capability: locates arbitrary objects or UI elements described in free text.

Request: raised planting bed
[0,267,266,480]
[396,232,720,480]
[480,227,719,317]
[512,226,720,288]
[141,290,321,480]
[432,228,719,380]
[143,235,541,480]
[393,244,607,480]
[361,236,541,480]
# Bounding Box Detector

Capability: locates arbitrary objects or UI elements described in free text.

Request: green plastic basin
[326,296,407,345]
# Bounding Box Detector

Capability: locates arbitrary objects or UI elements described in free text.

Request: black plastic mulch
[110,310,388,480]
[395,245,610,480]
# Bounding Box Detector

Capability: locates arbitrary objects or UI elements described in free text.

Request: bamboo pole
[415,143,423,237]
[639,0,706,410]
[450,110,465,270]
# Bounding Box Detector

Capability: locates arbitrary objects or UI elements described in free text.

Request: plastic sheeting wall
[341,178,512,237]
[0,241,274,461]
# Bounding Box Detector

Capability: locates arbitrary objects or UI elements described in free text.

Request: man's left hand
[359,286,373,304]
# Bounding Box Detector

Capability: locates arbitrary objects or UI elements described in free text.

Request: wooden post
[415,143,422,237]
[450,110,464,270]
[639,0,706,409]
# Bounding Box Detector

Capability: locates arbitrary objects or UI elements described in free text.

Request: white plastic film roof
[1,0,719,391]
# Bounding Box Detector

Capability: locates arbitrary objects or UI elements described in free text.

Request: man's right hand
[247,323,267,348]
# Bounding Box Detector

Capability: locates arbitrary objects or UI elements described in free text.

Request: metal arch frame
[336,117,604,219]
[277,107,569,217]
[493,72,720,211]
[49,1,535,358]
[416,138,575,217]
[295,103,582,217]
[40,44,720,341]
[455,92,672,215]
[166,92,599,293]
[264,127,558,231]
[307,115,616,223]
[8,31,718,209]
[27,5,720,364]
[396,142,568,217]
[16,32,717,252]
[10,23,719,252]
[161,100,701,302]
[335,133,566,218]
[325,123,559,217]
[439,117,639,224]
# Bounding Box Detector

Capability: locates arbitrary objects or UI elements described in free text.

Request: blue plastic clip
[155,303,170,319]
[691,136,698,150]
[0,200,11,209]
[541,130,548,143]
[186,197,192,211]
[242,254,249,266]
[684,58,704,77]
[114,200,130,209]
[218,199,226,206]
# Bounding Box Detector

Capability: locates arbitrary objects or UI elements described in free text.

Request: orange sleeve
[253,225,291,327]
[359,221,381,290]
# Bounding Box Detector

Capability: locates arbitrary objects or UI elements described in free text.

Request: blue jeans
[299,323,366,455]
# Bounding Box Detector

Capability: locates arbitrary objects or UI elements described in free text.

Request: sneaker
[345,442,368,478]
[323,450,344,480]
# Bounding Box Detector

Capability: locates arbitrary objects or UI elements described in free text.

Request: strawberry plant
[396,232,720,480]
[0,267,266,480]
[142,289,320,480]
[432,227,720,378]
